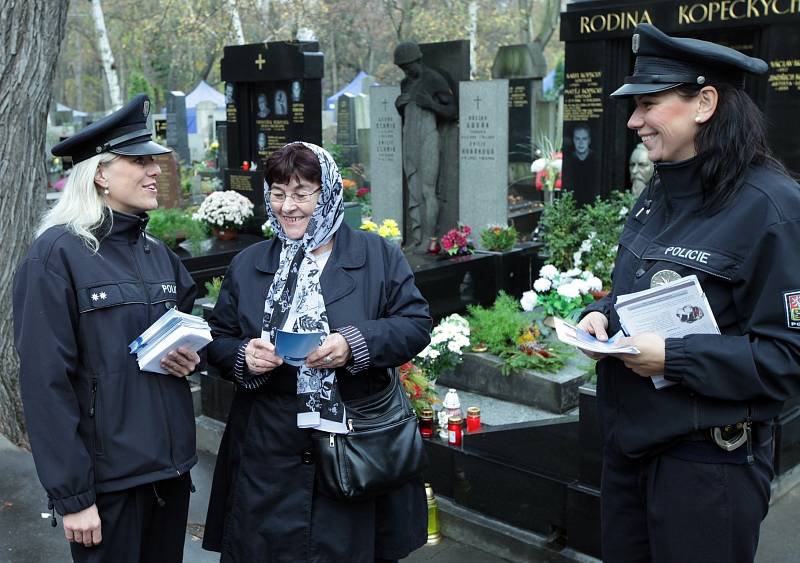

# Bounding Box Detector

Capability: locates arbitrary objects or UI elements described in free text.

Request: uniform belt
[683,422,772,451]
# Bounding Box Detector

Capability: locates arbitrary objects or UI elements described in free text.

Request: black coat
[13,211,198,515]
[202,224,432,562]
[583,158,800,457]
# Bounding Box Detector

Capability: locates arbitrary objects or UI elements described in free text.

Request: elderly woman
[578,24,800,562]
[13,94,200,562]
[202,142,431,562]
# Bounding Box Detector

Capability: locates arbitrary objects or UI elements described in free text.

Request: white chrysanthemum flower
[539,264,559,280]
[619,206,629,217]
[531,158,547,173]
[573,279,591,295]
[564,267,582,279]
[587,276,603,292]
[533,277,552,293]
[520,290,538,312]
[573,251,584,269]
[552,159,563,172]
[557,282,581,299]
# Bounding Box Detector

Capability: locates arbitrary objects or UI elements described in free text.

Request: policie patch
[784,290,800,329]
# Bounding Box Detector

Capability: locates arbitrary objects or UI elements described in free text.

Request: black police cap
[610,24,768,99]
[52,94,170,163]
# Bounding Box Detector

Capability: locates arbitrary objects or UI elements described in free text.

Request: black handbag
[311,367,428,500]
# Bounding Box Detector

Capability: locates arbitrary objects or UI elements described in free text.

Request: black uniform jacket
[13,211,198,515]
[202,223,432,562]
[584,157,800,457]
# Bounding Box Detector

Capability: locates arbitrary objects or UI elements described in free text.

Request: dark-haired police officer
[13,94,200,562]
[578,24,800,562]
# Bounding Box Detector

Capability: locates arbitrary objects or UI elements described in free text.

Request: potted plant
[415,314,471,382]
[193,190,254,240]
[440,224,474,256]
[479,224,518,253]
[146,208,209,250]
[521,264,602,323]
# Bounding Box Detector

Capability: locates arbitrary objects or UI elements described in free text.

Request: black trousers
[70,473,191,563]
[601,436,774,563]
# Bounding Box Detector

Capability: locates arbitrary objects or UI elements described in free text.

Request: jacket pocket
[89,378,104,456]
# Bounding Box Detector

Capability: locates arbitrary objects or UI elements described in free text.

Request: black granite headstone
[215,121,228,170]
[166,91,191,164]
[336,93,358,165]
[560,0,800,205]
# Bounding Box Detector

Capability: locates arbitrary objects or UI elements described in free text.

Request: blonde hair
[37,153,119,252]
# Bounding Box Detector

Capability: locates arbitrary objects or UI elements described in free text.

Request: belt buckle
[709,423,748,451]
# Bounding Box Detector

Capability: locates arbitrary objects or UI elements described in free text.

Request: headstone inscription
[154,152,182,209]
[459,80,509,244]
[336,93,358,166]
[166,91,190,164]
[220,40,324,227]
[369,86,403,234]
[560,0,800,204]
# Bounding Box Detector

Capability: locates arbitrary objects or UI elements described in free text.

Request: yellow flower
[383,219,399,229]
[211,141,219,149]
[360,219,378,232]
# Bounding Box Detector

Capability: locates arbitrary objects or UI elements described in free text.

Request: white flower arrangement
[416,314,471,380]
[521,265,603,319]
[193,190,254,231]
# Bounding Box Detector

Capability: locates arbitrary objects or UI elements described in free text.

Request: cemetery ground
[2,431,800,562]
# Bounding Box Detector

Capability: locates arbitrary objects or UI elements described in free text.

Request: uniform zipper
[129,238,179,474]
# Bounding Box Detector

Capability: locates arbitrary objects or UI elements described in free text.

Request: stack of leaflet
[128,308,212,374]
[553,317,639,355]
[615,275,720,389]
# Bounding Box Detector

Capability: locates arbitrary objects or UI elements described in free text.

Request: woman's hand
[306,333,352,370]
[63,503,101,547]
[245,338,283,375]
[612,333,666,377]
[160,347,201,377]
[577,311,609,360]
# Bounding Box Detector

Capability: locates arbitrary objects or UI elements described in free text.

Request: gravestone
[215,121,228,170]
[369,86,403,232]
[354,93,372,174]
[220,40,324,228]
[166,91,190,164]
[459,80,509,243]
[336,93,358,166]
[561,0,800,205]
[153,117,167,143]
[154,152,182,209]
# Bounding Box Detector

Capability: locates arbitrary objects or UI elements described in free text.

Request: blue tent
[185,80,226,133]
[325,71,376,116]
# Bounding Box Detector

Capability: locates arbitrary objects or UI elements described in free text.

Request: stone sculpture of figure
[394,41,457,251]
[629,142,655,197]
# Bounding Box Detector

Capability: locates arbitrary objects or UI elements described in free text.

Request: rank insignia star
[91,293,99,301]
[99,292,107,300]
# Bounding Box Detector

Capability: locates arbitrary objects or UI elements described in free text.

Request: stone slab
[369,85,403,229]
[458,80,508,242]
[440,351,589,413]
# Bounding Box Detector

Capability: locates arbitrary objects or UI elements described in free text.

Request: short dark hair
[265,143,321,187]
[573,123,591,137]
[676,83,787,212]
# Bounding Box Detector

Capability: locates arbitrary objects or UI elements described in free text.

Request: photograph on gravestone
[459,80,509,246]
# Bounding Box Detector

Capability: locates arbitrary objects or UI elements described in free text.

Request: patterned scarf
[261,142,347,433]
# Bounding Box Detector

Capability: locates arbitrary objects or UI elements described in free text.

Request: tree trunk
[0,0,70,447]
[224,0,246,45]
[90,0,122,110]
[468,1,478,80]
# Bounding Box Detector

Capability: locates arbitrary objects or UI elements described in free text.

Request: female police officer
[578,24,800,562]
[13,94,200,562]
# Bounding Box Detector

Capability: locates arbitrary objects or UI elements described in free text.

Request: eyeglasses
[268,188,321,204]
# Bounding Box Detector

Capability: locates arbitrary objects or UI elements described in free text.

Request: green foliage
[536,291,595,321]
[203,276,224,302]
[539,192,584,271]
[467,292,530,353]
[127,71,154,101]
[146,208,208,250]
[498,344,567,375]
[479,225,518,252]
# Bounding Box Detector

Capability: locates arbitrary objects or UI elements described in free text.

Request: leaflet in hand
[275,329,325,366]
[553,317,639,355]
[129,308,212,374]
[615,275,720,389]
